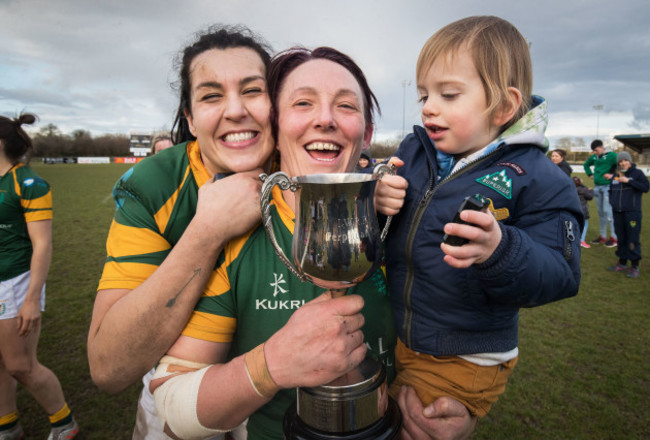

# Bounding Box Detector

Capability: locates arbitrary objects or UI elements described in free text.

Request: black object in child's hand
[442,194,490,246]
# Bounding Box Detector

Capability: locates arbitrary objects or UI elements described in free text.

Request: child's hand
[374,157,408,216]
[440,209,501,268]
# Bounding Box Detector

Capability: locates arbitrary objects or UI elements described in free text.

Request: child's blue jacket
[608,163,649,212]
[386,98,583,355]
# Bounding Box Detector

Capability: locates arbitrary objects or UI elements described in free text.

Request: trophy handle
[259,172,307,282]
[372,163,396,242]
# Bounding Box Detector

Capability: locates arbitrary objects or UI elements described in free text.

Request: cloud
[2,0,650,140]
[631,103,650,130]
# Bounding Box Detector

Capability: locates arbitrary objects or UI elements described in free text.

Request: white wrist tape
[152,359,227,440]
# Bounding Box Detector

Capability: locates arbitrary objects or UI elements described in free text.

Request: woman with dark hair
[149,46,397,440]
[0,114,78,439]
[87,24,276,439]
[550,148,572,176]
[356,151,371,171]
[170,25,272,145]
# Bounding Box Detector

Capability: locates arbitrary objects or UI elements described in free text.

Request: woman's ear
[184,109,197,137]
[363,123,374,148]
[493,87,523,127]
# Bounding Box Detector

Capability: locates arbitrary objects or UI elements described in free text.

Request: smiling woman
[183,47,274,175]
[273,57,371,178]
[86,24,276,440]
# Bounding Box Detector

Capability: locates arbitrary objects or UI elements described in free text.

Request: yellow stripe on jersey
[203,265,231,298]
[272,186,296,234]
[153,140,209,235]
[106,219,172,258]
[203,228,256,297]
[187,140,212,188]
[20,193,52,210]
[182,311,236,343]
[23,207,53,220]
[98,260,158,291]
[19,173,53,222]
[154,166,190,234]
[24,211,53,222]
[11,167,21,196]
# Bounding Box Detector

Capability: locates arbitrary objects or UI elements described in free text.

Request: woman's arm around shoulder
[87,171,265,393]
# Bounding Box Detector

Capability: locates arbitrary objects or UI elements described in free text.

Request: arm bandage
[152,356,227,440]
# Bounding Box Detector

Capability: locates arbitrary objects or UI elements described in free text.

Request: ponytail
[0,113,37,164]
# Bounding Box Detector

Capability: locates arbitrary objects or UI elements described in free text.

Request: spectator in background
[583,139,618,247]
[607,151,649,278]
[0,113,78,440]
[550,148,572,176]
[573,176,594,248]
[152,133,173,154]
[355,151,371,171]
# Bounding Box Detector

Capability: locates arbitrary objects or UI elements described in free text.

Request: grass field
[14,162,650,439]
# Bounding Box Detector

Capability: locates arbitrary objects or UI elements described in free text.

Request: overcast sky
[2,0,649,147]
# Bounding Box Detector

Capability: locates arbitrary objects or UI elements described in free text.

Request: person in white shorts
[0,113,78,440]
[0,272,45,319]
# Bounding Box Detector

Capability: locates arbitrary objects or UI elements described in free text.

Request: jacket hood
[496,95,548,152]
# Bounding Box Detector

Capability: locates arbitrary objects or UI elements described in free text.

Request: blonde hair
[416,16,532,131]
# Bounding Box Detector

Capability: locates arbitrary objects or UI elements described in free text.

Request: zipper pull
[563,220,575,261]
[565,221,575,242]
[420,189,431,206]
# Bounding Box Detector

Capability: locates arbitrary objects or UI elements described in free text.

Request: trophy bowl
[260,169,390,293]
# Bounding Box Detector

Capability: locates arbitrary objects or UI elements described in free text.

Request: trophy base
[283,397,401,440]
[296,358,388,432]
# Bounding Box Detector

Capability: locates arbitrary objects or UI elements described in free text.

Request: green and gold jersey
[183,186,397,440]
[0,163,52,281]
[98,141,212,291]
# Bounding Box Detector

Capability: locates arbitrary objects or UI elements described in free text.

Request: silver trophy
[259,164,401,439]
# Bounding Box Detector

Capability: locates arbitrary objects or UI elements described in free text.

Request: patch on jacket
[476,169,512,199]
[496,162,526,175]
[487,198,510,221]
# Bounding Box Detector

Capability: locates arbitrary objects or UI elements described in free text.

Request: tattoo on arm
[166,268,202,308]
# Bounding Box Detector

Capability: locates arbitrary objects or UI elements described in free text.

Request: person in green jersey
[88,25,275,439]
[0,114,78,440]
[583,139,618,246]
[149,46,406,440]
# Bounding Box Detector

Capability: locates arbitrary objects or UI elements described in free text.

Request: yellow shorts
[388,338,517,417]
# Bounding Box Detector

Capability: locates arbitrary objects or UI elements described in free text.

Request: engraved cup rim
[292,172,377,184]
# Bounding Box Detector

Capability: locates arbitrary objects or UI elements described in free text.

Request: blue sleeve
[472,180,582,307]
[630,169,650,193]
